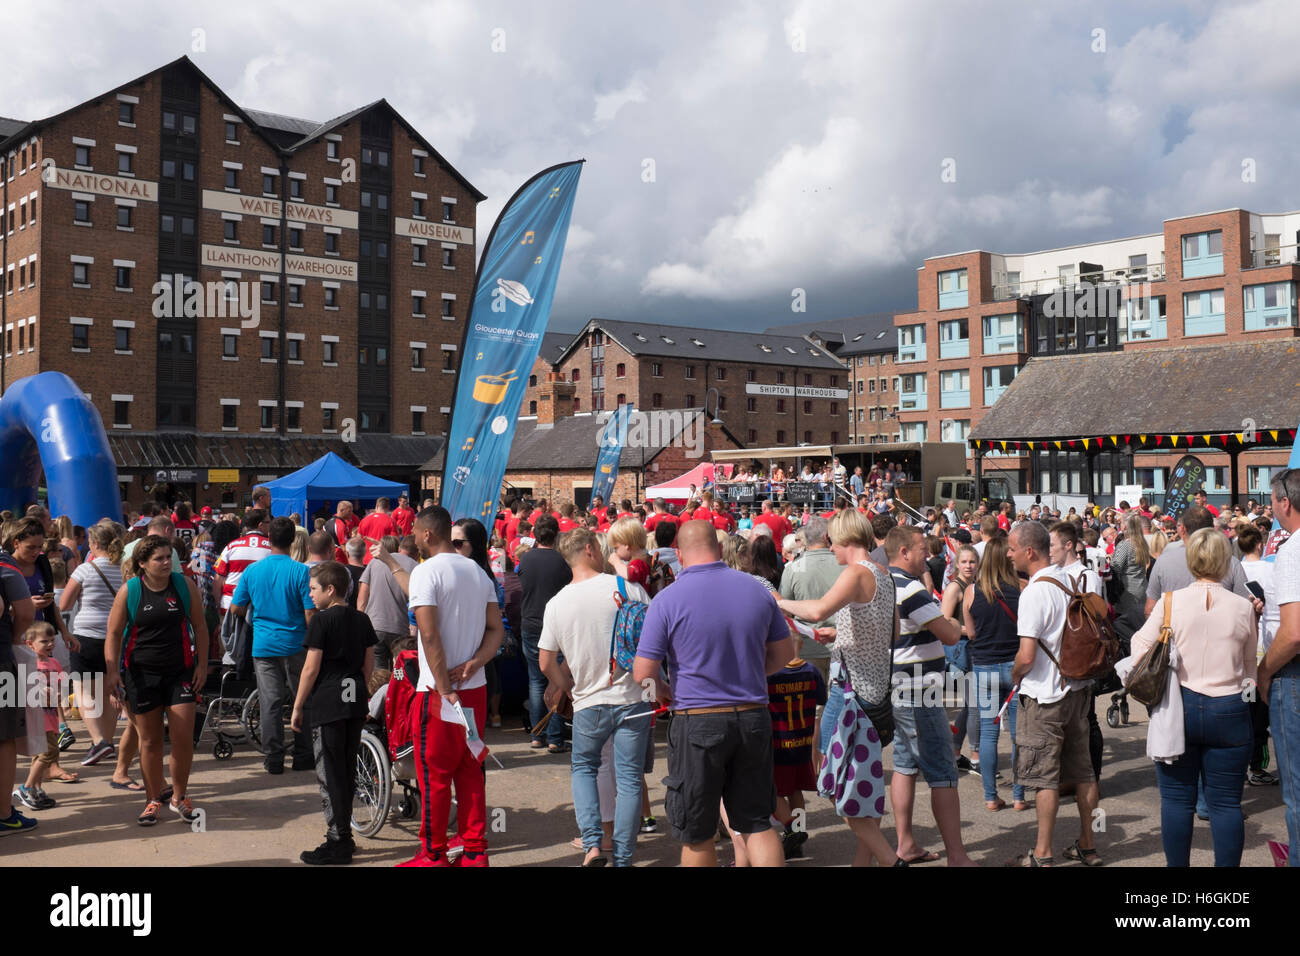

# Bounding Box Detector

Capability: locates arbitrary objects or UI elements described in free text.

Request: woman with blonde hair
[289,527,310,563]
[941,544,980,777]
[60,521,125,768]
[1130,528,1256,866]
[777,508,901,866]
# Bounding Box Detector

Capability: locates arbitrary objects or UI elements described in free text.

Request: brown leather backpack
[1037,573,1120,685]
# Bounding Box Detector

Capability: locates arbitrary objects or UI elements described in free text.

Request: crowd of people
[1,470,1297,869]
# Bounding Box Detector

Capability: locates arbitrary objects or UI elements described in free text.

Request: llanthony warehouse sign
[200,245,358,282]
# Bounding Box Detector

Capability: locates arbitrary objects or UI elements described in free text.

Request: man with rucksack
[1007,520,1102,867]
[538,528,653,867]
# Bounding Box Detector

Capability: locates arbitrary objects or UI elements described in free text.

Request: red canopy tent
[645,462,731,503]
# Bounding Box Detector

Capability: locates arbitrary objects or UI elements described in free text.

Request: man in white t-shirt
[539,528,653,867]
[397,506,503,868]
[1259,469,1300,865]
[1007,520,1102,867]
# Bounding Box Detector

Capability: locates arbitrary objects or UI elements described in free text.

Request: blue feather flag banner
[591,404,637,506]
[441,161,584,521]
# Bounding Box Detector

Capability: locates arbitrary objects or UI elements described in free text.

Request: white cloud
[592,77,647,124]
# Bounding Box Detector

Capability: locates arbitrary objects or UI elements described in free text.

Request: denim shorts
[891,699,958,786]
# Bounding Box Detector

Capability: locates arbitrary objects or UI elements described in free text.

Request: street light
[704,387,724,425]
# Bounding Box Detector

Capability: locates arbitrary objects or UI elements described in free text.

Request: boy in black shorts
[291,561,376,864]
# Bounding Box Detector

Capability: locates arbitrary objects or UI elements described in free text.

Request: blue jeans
[571,702,652,866]
[974,661,1024,803]
[521,630,564,746]
[948,663,981,755]
[820,674,845,754]
[891,695,958,786]
[1154,686,1251,867]
[1270,667,1300,866]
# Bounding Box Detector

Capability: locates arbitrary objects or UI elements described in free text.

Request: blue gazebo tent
[262,452,407,520]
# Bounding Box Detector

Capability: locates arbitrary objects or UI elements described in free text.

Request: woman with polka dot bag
[778,508,902,867]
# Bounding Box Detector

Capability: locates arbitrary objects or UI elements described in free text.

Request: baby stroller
[352,650,436,838]
[196,612,258,759]
[1102,610,1140,728]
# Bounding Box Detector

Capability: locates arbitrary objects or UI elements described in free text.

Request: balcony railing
[899,388,927,412]
[1248,241,1300,269]
[898,341,926,363]
[992,261,1167,300]
[938,338,969,359]
[984,384,1008,405]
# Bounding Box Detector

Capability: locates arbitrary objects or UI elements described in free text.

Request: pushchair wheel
[1120,697,1129,724]
[1106,702,1121,729]
[213,739,234,760]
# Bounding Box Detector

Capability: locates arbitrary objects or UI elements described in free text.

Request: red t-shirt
[391,506,416,536]
[710,511,734,532]
[997,513,1011,531]
[557,517,580,533]
[644,512,678,532]
[596,515,611,532]
[616,511,636,522]
[356,512,399,562]
[692,506,714,522]
[505,516,522,541]
[1205,503,1221,518]
[753,513,791,541]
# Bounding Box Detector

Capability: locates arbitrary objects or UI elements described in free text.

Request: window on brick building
[224,219,237,241]
[776,399,786,413]
[327,140,340,161]
[776,371,786,384]
[289,284,302,305]
[287,339,301,361]
[830,402,838,415]
[73,262,89,286]
[74,200,91,224]
[746,368,756,382]
[684,366,695,379]
[443,350,455,371]
[413,155,425,175]
[776,429,786,444]
[222,405,237,429]
[75,145,90,167]
[442,247,454,268]
[804,430,812,443]
[572,368,581,382]
[262,337,275,360]
[263,224,276,246]
[326,232,339,254]
[223,334,237,357]
[322,341,336,363]
[72,325,88,350]
[716,367,727,381]
[528,374,537,387]
[412,347,424,369]
[412,410,424,433]
[323,408,335,430]
[442,202,455,222]
[616,393,626,406]
[289,227,303,249]
[225,121,238,142]
[529,401,537,415]
[441,298,454,317]
[412,198,424,218]
[115,266,131,289]
[260,406,273,429]
[290,178,303,200]
[686,394,695,408]
[651,363,662,377]
[263,174,277,196]
[616,363,625,377]
[747,397,756,412]
[286,407,300,431]
[117,151,133,175]
[225,168,238,190]
[115,327,130,351]
[326,183,339,204]
[119,102,134,124]
[113,401,130,427]
[652,393,663,409]
[324,288,337,308]
[748,429,757,443]
[412,243,424,264]
[803,400,812,414]
[117,205,132,229]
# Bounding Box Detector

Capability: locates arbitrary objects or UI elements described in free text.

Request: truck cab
[935,476,1012,517]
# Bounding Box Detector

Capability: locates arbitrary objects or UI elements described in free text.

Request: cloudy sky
[6,0,1299,333]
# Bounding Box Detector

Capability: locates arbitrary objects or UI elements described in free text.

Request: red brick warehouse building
[892,207,1300,504]
[0,56,482,510]
[520,317,852,449]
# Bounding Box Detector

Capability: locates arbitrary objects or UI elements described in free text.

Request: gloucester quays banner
[441,161,584,521]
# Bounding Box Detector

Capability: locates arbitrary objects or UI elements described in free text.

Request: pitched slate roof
[765,312,898,356]
[562,318,844,370]
[537,331,575,367]
[0,116,27,139]
[422,409,742,472]
[969,340,1300,441]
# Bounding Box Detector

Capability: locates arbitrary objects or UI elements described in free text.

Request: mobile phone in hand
[1246,581,1266,603]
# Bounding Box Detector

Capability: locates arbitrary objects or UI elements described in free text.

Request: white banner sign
[49,168,157,202]
[745,383,849,400]
[202,190,358,229]
[394,217,474,245]
[200,245,357,282]
[1113,484,1144,508]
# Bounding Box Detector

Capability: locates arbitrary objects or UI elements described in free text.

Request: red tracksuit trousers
[414,687,488,856]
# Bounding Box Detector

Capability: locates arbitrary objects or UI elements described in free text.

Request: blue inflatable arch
[0,372,123,526]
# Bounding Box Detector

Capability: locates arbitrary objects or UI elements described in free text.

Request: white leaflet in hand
[439,697,503,768]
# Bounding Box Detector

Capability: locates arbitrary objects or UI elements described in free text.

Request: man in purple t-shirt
[634,520,794,867]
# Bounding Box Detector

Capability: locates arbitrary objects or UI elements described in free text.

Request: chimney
[536,371,577,426]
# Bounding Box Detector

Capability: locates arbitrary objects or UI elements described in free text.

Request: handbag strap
[88,558,116,599]
[994,593,1017,625]
[1159,591,1172,642]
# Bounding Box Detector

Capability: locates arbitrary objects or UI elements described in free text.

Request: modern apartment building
[894,207,1300,501]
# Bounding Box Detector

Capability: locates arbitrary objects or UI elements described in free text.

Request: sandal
[110,779,145,792]
[1013,800,1030,811]
[985,798,1007,811]
[50,771,80,783]
[1007,849,1054,867]
[547,743,570,755]
[1063,840,1103,866]
[529,740,547,750]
